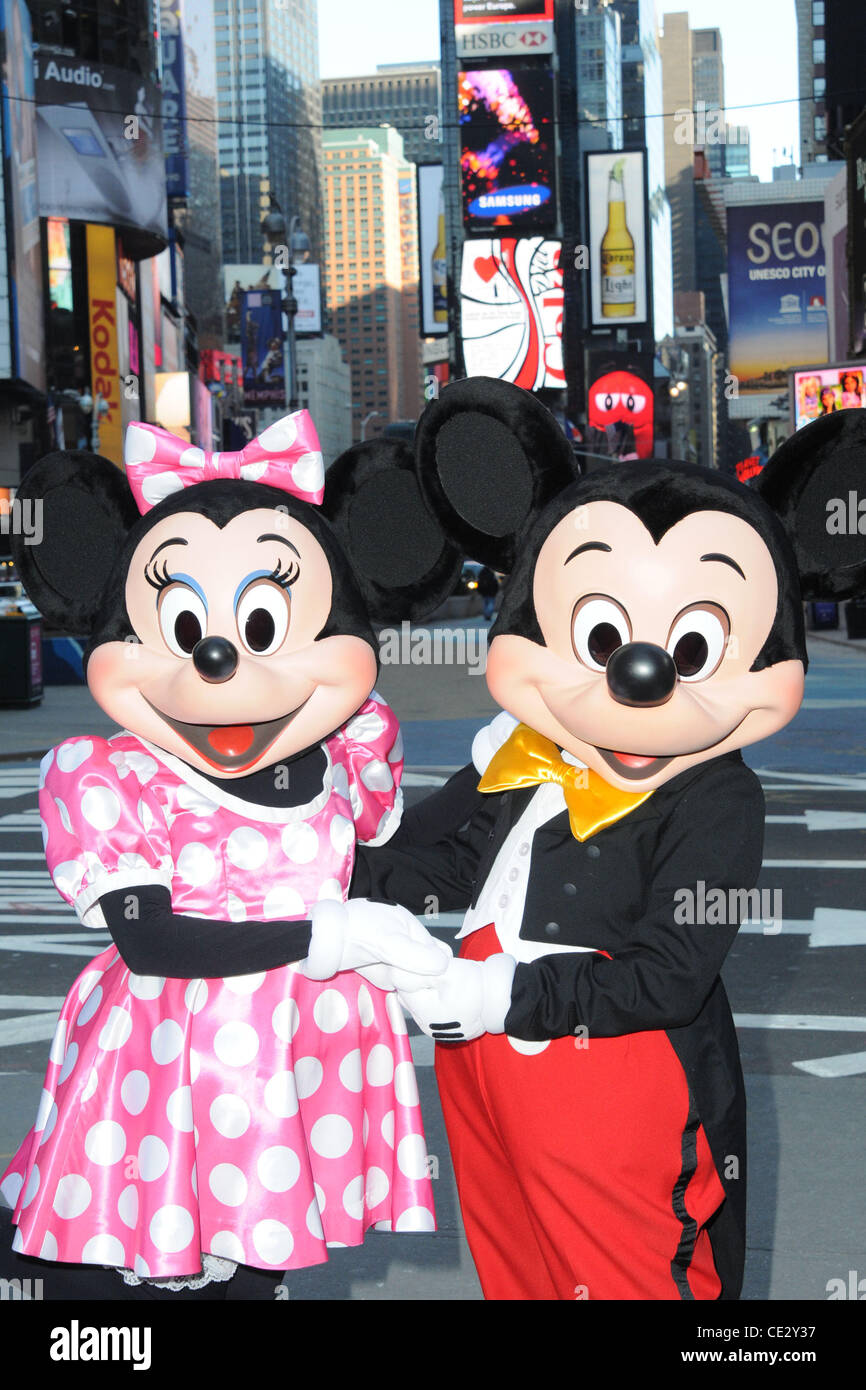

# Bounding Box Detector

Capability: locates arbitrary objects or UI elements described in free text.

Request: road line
[792,1052,866,1077]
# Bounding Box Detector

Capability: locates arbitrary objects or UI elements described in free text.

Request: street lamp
[260,199,310,412]
[360,410,381,442]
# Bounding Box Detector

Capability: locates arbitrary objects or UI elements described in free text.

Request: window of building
[812,0,825,23]
[813,76,825,98]
[812,38,825,63]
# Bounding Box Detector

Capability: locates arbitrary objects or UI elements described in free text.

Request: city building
[322,64,442,168]
[672,291,721,469]
[691,28,725,179]
[724,126,752,180]
[294,334,353,468]
[575,2,623,157]
[659,11,696,294]
[322,127,424,442]
[796,0,827,164]
[214,0,323,265]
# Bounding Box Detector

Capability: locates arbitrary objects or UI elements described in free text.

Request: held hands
[302,898,452,983]
[396,951,517,1042]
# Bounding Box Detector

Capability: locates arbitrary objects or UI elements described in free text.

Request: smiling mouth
[597,748,674,781]
[144,698,308,772]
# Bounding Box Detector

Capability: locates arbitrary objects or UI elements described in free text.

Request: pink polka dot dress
[0,694,435,1281]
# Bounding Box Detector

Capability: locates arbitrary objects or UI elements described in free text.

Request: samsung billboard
[459,63,556,231]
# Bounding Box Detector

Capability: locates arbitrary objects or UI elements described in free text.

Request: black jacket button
[562,882,577,896]
[586,844,601,859]
[545,921,560,936]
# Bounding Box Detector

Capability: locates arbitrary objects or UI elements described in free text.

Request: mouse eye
[158,584,207,657]
[236,580,291,655]
[571,595,631,672]
[667,604,730,681]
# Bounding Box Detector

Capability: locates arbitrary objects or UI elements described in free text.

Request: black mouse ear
[414,376,577,571]
[322,438,462,624]
[11,451,139,633]
[756,411,866,599]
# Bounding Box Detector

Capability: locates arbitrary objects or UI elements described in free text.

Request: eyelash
[144,558,173,594]
[269,559,300,589]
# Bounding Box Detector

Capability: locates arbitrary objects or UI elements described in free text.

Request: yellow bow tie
[477,723,653,841]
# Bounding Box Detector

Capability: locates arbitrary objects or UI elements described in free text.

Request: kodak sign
[85,224,123,465]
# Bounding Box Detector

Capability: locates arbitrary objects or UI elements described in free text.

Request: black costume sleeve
[505,762,765,1040]
[98,884,312,979]
[351,762,492,912]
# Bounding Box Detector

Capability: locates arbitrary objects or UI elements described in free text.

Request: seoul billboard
[460,236,563,390]
[726,200,828,395]
[459,63,556,231]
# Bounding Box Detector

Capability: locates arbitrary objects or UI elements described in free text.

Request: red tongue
[207,725,255,757]
[612,751,657,768]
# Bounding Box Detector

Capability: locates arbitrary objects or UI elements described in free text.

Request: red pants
[435,925,726,1301]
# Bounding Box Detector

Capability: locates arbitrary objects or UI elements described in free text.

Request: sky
[316,0,802,182]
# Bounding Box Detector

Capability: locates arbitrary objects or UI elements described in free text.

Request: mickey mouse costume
[0,412,464,1299]
[334,377,866,1301]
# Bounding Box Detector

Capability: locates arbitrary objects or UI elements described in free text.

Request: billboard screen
[34,56,167,247]
[456,1,554,20]
[417,164,449,337]
[460,236,563,389]
[459,63,556,230]
[586,353,655,461]
[847,111,866,356]
[586,150,650,329]
[160,0,189,199]
[240,289,285,407]
[726,200,827,395]
[791,363,866,431]
[86,223,123,464]
[0,0,45,391]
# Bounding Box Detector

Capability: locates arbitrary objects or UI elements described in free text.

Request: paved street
[0,622,864,1300]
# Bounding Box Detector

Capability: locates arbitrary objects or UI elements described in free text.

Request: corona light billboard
[586,149,650,330]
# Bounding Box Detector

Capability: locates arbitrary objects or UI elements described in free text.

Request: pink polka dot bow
[123,410,325,515]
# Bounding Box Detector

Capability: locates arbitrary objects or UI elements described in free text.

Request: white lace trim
[117,1253,238,1291]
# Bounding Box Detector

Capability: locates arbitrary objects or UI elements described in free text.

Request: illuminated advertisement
[240,289,285,408]
[459,63,556,230]
[34,56,167,249]
[847,108,866,356]
[456,22,554,57]
[456,1,554,20]
[726,200,828,395]
[0,0,45,391]
[460,236,563,389]
[160,0,189,199]
[791,362,866,431]
[293,263,322,335]
[586,149,650,330]
[47,218,73,312]
[86,223,123,464]
[586,353,655,461]
[417,164,449,338]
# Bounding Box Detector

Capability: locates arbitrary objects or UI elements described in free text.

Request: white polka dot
[330,764,350,800]
[185,979,208,1013]
[38,1102,58,1147]
[0,1172,23,1207]
[365,1167,390,1210]
[49,1019,67,1065]
[313,989,350,1034]
[279,822,319,865]
[125,424,158,464]
[329,814,354,856]
[397,1134,428,1181]
[226,893,246,923]
[357,985,375,1027]
[345,710,386,743]
[252,1219,293,1265]
[58,1041,78,1084]
[81,1069,99,1103]
[381,1111,395,1148]
[118,1185,139,1229]
[316,878,344,903]
[35,1088,53,1132]
[99,1007,133,1052]
[179,446,206,469]
[226,826,268,871]
[310,1114,353,1159]
[366,1045,394,1087]
[139,1136,170,1182]
[175,784,219,815]
[123,751,159,784]
[264,1071,298,1119]
[294,1055,323,1099]
[84,1120,126,1166]
[167,1086,193,1132]
[210,1094,251,1139]
[395,1205,435,1232]
[141,470,184,507]
[306,1197,324,1239]
[223,971,266,996]
[80,785,121,832]
[39,1232,58,1261]
[53,1174,92,1219]
[128,974,165,1001]
[239,459,269,482]
[151,1018,184,1064]
[137,798,155,833]
[272,998,300,1043]
[388,730,404,764]
[150,1204,194,1254]
[262,885,306,919]
[506,1036,551,1056]
[77,984,103,1027]
[209,1163,248,1207]
[77,969,102,1004]
[342,1175,364,1220]
[189,1048,201,1083]
[257,415,298,452]
[176,841,217,887]
[54,797,73,833]
[257,1146,300,1194]
[386,992,408,1035]
[362,1110,370,1146]
[21,1165,40,1208]
[360,759,393,792]
[214,1020,259,1067]
[53,860,84,899]
[394,1061,419,1107]
[211,1230,245,1262]
[82,1233,126,1264]
[121,1069,150,1115]
[133,1255,150,1277]
[291,450,324,493]
[56,740,93,773]
[339,1049,363,1093]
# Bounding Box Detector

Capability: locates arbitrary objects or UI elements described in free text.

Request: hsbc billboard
[456,21,554,56]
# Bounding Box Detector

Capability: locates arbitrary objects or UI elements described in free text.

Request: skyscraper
[691,28,724,179]
[660,12,695,295]
[214,0,323,265]
[575,2,623,158]
[797,0,866,166]
[322,64,442,168]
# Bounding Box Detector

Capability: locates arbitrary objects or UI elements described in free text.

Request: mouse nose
[192,636,239,683]
[606,642,677,708]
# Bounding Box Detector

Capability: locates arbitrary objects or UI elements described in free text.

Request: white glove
[396,951,517,1041]
[471,710,519,775]
[302,898,452,982]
